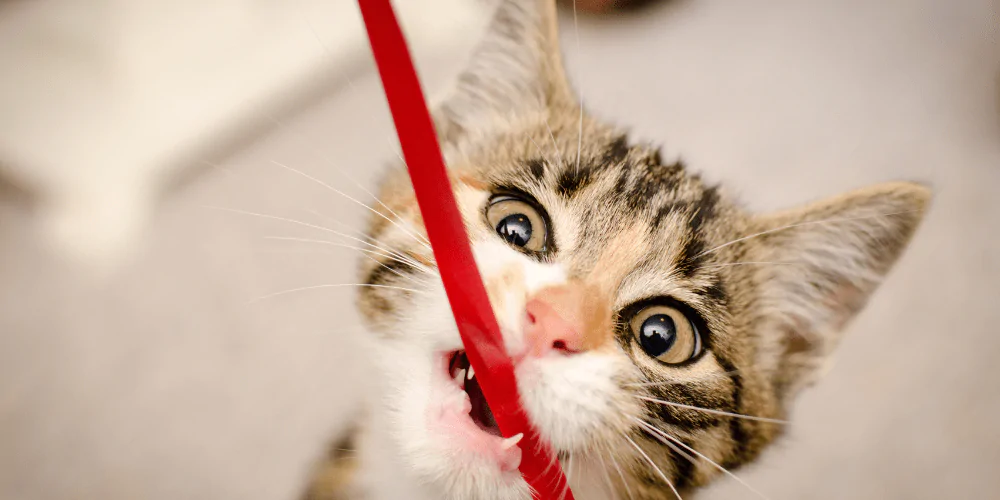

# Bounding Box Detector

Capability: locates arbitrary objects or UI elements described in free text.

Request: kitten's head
[357,1,929,498]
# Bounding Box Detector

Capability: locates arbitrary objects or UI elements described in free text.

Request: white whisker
[295,5,361,93]
[572,0,583,177]
[205,205,344,234]
[249,283,422,304]
[535,441,559,474]
[632,418,698,464]
[597,447,620,500]
[703,261,800,269]
[326,148,433,250]
[558,461,574,500]
[263,236,436,275]
[624,370,742,388]
[607,446,635,500]
[527,133,558,172]
[293,207,425,269]
[623,433,682,500]
[565,452,575,484]
[633,417,773,500]
[264,231,415,267]
[300,208,365,236]
[200,29,428,251]
[544,120,566,166]
[361,254,424,286]
[204,206,428,272]
[200,160,240,178]
[249,248,343,256]
[695,210,921,260]
[270,161,432,251]
[575,99,584,176]
[634,395,788,425]
[351,176,432,248]
[533,449,568,499]
[198,161,359,238]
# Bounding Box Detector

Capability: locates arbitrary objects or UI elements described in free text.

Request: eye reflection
[496,213,532,247]
[629,304,701,364]
[485,195,547,252]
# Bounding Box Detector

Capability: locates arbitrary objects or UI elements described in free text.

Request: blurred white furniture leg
[0,0,484,273]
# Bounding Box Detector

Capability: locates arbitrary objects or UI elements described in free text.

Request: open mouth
[447,350,502,436]
[435,350,524,473]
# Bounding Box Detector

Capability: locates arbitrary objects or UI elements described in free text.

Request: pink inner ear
[784,330,814,357]
[777,279,866,360]
[823,282,868,331]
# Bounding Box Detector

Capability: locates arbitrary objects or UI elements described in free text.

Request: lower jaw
[430,406,524,474]
[429,351,525,474]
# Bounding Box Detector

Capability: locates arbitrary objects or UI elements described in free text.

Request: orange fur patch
[532,281,614,350]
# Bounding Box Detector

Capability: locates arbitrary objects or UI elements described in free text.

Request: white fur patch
[363,233,642,498]
[472,239,567,355]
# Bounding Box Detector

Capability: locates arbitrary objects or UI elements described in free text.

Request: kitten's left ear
[434,0,576,146]
[748,182,931,396]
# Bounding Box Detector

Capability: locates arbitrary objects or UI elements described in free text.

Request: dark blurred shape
[559,0,665,14]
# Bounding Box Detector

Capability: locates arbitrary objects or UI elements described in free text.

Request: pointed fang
[501,433,524,450]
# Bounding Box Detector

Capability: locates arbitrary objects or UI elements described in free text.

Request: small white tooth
[500,433,524,450]
[467,365,475,380]
[454,368,466,384]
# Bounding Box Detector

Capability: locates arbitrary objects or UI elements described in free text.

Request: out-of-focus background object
[0,1,998,500]
[0,0,484,270]
[565,0,660,13]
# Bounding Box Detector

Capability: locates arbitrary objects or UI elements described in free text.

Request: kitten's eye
[629,305,702,364]
[485,195,547,252]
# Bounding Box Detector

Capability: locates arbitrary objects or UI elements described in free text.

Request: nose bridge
[482,260,527,334]
[474,238,617,357]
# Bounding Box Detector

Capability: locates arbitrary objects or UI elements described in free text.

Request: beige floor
[1,1,998,499]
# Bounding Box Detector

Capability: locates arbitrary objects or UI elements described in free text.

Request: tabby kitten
[305,1,929,498]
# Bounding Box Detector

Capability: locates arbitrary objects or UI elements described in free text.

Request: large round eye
[485,195,547,252]
[629,304,702,364]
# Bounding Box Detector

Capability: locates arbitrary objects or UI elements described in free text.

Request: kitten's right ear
[748,182,931,398]
[434,0,576,146]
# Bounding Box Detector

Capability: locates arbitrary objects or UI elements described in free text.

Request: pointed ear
[434,0,576,146]
[749,182,931,396]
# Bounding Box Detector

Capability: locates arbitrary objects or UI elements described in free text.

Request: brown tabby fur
[303,0,930,498]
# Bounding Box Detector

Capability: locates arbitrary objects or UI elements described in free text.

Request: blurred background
[0,0,997,499]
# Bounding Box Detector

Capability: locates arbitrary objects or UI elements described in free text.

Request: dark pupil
[639,314,677,357]
[496,214,532,247]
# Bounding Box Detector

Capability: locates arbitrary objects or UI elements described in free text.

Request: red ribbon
[357,1,573,499]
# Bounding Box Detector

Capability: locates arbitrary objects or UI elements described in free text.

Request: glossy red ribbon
[357,1,573,498]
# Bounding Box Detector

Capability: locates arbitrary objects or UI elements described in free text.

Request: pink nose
[523,289,585,357]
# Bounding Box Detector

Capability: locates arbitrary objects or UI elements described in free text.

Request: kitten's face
[361,132,757,499]
[354,1,928,499]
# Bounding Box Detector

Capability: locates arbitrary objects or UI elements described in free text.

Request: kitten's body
[305,1,929,499]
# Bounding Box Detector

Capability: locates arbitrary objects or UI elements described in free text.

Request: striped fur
[304,1,930,498]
